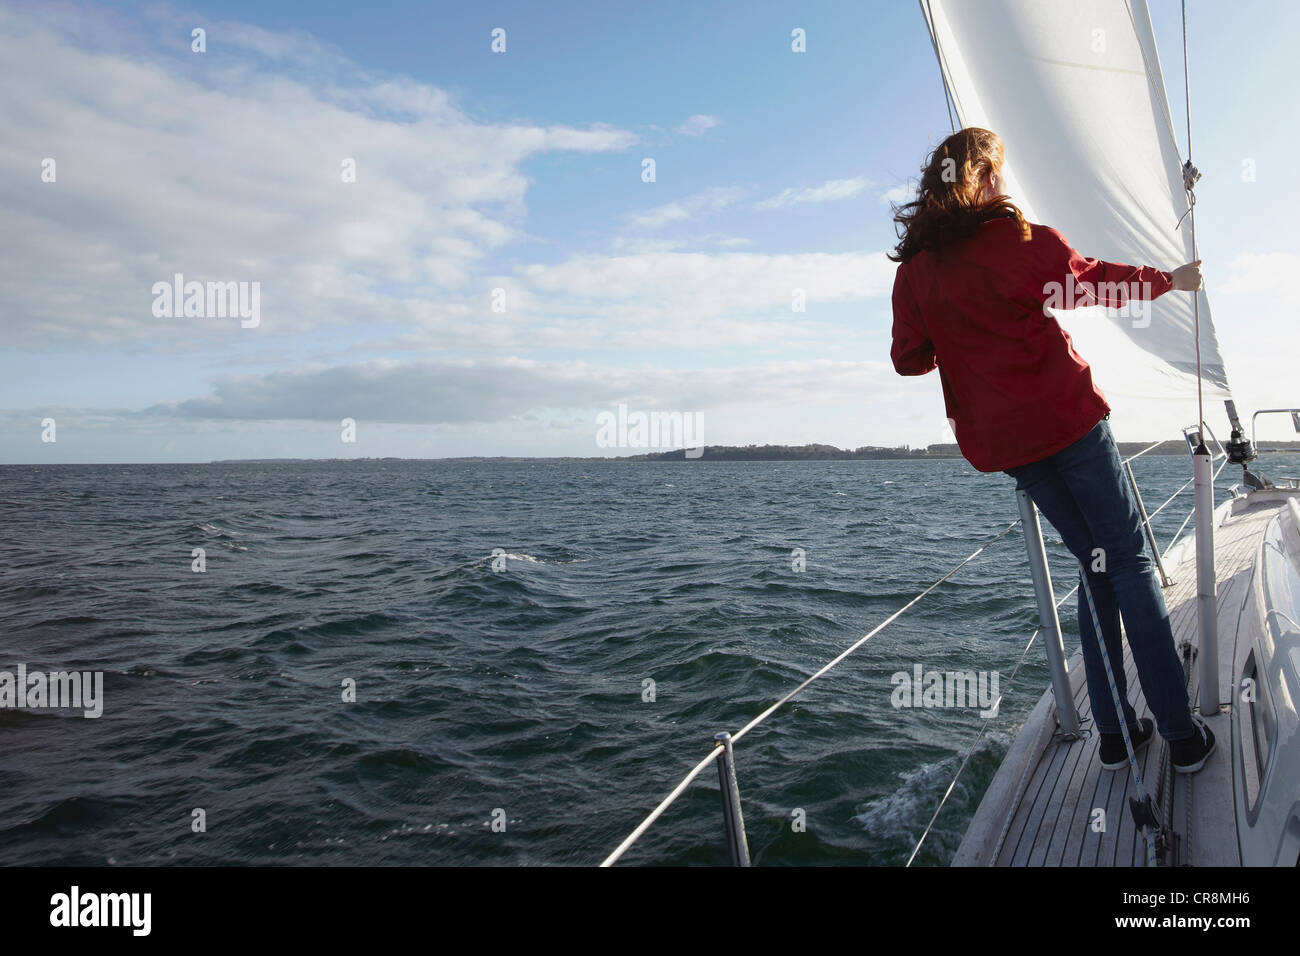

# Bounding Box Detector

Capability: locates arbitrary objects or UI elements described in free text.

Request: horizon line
[6,440,1300,467]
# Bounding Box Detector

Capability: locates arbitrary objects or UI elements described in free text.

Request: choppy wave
[0,455,1277,866]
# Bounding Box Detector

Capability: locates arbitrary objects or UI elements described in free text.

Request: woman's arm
[890,266,938,376]
[1035,225,1199,309]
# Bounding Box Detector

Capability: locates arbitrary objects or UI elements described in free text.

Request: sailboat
[599,0,1300,867]
[916,0,1300,867]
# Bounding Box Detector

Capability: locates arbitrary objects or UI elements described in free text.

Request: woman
[888,127,1214,773]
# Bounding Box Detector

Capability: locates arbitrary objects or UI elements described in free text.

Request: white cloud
[626,185,744,229]
[0,7,924,461]
[881,183,913,205]
[0,7,637,348]
[608,236,693,255]
[755,177,872,211]
[677,114,721,136]
[517,250,890,305]
[1216,251,1299,296]
[504,248,895,348]
[608,233,752,254]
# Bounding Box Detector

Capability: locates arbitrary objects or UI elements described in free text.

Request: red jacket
[890,218,1173,471]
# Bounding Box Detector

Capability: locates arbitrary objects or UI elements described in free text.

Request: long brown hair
[888,127,1031,263]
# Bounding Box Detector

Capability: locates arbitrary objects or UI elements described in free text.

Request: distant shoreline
[192,440,1299,464]
[6,443,1297,467]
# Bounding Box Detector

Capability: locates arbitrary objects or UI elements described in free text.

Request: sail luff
[1128,0,1230,396]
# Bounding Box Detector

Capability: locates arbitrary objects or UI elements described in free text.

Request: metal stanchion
[714,732,751,866]
[1016,490,1081,737]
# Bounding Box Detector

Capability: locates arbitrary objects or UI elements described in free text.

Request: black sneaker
[1098,717,1155,770]
[1171,717,1216,774]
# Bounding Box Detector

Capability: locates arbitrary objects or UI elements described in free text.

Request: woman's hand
[1170,259,1203,291]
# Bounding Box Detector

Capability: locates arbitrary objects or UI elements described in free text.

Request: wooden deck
[953,489,1286,866]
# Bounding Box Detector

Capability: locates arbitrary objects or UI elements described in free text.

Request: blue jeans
[1004,418,1196,741]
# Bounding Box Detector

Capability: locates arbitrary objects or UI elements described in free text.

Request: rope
[1180,0,1206,444]
[1181,0,1194,177]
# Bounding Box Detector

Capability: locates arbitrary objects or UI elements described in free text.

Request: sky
[2,0,1298,463]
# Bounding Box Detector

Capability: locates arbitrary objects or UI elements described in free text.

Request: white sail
[919,0,1233,407]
